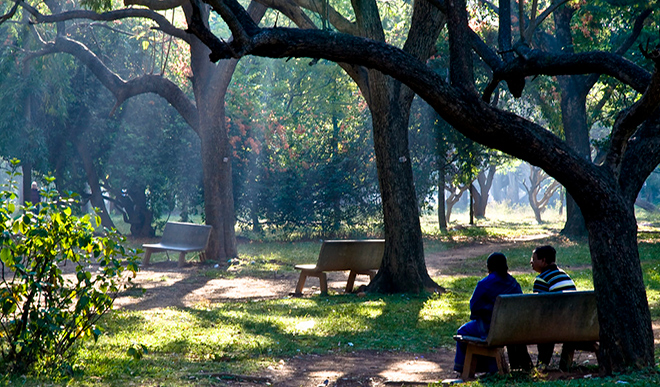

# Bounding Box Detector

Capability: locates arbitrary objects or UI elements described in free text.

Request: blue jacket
[469,272,522,330]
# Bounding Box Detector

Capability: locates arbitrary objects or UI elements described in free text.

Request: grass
[7,209,660,386]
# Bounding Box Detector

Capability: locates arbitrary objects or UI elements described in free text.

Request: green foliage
[0,164,139,375]
[79,0,113,13]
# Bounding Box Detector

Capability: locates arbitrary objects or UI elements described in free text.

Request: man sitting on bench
[454,252,523,375]
[530,244,577,366]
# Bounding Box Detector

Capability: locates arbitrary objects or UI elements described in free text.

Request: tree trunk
[437,165,447,232]
[554,6,590,239]
[583,200,654,373]
[366,89,440,293]
[563,192,587,237]
[198,103,237,261]
[469,184,475,225]
[21,161,33,207]
[126,184,154,237]
[75,139,116,229]
[473,165,495,218]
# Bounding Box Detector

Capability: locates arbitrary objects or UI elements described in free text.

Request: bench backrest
[161,221,213,250]
[487,291,599,346]
[315,239,385,272]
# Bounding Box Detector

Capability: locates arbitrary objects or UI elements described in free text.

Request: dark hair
[534,245,556,264]
[487,252,508,276]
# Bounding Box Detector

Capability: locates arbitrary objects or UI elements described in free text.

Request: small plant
[0,160,140,375]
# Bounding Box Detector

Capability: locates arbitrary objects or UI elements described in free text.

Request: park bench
[454,291,600,380]
[293,239,385,296]
[141,221,213,267]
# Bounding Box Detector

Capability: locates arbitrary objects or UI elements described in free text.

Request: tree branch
[42,35,200,130]
[254,0,316,29]
[291,0,358,34]
[124,0,187,10]
[606,62,660,176]
[0,0,21,25]
[22,4,191,42]
[509,44,650,93]
[522,0,570,42]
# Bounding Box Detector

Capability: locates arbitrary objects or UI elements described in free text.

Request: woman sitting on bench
[453,252,522,375]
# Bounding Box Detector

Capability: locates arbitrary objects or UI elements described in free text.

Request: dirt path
[112,240,594,386]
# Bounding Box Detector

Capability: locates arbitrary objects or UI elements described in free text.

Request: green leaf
[0,247,10,263]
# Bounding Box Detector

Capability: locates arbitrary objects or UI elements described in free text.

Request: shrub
[0,166,139,375]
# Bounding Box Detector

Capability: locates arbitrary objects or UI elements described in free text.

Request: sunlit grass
[24,209,659,386]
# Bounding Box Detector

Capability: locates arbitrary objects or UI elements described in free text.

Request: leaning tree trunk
[583,198,654,373]
[365,72,440,293]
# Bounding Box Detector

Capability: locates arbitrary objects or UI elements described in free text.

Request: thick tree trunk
[199,104,237,261]
[366,93,440,293]
[583,201,654,373]
[360,66,439,293]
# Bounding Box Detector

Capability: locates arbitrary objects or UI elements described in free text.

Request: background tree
[520,164,561,224]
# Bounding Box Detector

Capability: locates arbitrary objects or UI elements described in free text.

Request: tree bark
[366,85,439,292]
[583,198,654,373]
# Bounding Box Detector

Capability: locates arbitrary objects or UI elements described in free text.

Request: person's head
[530,245,556,273]
[487,252,508,276]
[31,181,38,190]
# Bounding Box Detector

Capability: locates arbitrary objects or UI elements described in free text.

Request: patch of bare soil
[111,240,604,386]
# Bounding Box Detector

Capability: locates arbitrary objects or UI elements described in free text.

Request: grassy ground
[4,206,660,386]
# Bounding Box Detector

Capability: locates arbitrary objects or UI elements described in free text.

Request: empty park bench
[454,291,600,380]
[141,221,213,267]
[293,239,385,296]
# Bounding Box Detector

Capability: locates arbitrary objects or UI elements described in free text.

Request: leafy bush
[0,165,139,375]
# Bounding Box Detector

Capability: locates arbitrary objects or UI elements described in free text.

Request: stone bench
[293,239,385,295]
[454,291,600,380]
[141,221,212,267]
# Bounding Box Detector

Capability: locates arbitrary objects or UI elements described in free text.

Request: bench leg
[294,272,308,296]
[319,273,328,295]
[495,348,509,375]
[178,251,187,267]
[462,345,479,381]
[462,344,508,380]
[142,248,153,266]
[346,271,357,293]
[559,341,599,371]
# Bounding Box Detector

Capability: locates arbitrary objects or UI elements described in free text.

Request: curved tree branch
[21,3,191,42]
[46,36,199,130]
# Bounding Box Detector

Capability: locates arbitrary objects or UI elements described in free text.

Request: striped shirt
[533,264,576,293]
